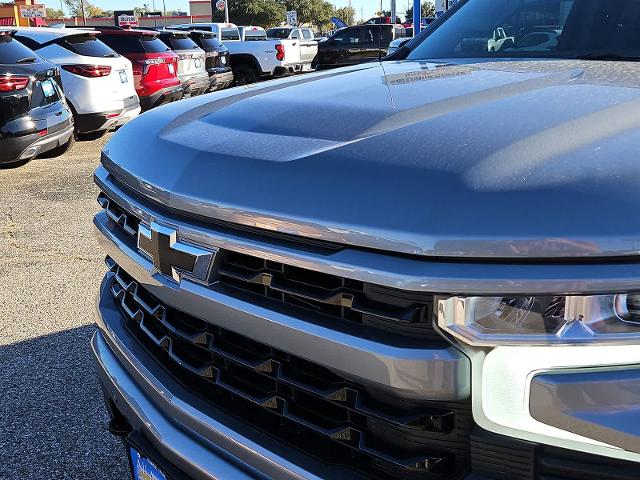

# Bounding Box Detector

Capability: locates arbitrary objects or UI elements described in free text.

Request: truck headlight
[437,294,640,346]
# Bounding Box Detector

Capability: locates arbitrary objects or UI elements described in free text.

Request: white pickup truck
[169,22,317,84]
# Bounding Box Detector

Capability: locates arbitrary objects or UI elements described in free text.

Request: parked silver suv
[92,0,640,479]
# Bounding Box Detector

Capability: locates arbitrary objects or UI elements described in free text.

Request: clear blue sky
[87,0,412,22]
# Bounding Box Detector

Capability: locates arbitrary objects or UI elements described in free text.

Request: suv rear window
[0,35,38,64]
[197,37,220,50]
[166,36,199,50]
[58,34,117,57]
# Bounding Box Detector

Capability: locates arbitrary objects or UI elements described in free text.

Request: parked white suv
[10,27,140,137]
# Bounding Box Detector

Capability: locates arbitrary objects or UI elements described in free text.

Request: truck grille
[217,250,440,343]
[98,193,442,345]
[107,260,472,479]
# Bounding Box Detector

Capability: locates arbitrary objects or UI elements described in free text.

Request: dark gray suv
[92,0,640,479]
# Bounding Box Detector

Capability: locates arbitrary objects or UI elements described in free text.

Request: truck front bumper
[93,272,515,480]
[93,275,357,480]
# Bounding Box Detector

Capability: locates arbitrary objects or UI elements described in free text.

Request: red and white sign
[20,5,46,18]
[215,0,226,11]
[117,14,139,27]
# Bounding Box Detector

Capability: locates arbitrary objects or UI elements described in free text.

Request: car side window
[332,27,362,45]
[363,27,377,45]
[380,27,393,44]
[302,29,313,40]
[291,29,301,39]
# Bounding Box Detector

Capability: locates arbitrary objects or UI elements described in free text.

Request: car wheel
[233,64,259,86]
[38,135,76,158]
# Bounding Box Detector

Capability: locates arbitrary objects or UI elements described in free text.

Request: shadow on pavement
[0,325,130,479]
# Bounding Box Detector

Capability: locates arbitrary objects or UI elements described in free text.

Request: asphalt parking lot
[0,134,130,479]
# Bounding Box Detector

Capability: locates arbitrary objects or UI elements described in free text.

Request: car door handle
[348,48,363,53]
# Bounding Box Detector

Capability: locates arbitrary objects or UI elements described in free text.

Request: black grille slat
[98,193,139,237]
[216,251,437,341]
[111,264,455,433]
[107,262,472,479]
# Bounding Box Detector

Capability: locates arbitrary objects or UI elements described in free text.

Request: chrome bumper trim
[94,210,470,401]
[93,287,329,480]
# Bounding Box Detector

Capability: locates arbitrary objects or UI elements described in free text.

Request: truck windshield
[408,0,640,61]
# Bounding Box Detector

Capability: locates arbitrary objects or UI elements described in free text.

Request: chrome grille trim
[95,166,640,296]
[94,210,471,401]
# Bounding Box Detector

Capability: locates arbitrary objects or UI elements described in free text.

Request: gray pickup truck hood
[103,59,640,259]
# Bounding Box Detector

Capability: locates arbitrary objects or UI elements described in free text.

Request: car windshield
[408,0,640,60]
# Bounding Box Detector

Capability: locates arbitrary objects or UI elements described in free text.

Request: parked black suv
[314,24,404,69]
[178,30,233,91]
[0,31,73,165]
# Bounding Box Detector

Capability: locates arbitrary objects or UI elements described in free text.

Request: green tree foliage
[334,6,355,26]
[212,0,285,28]
[63,0,105,17]
[280,0,334,28]
[46,8,64,19]
[216,0,334,29]
[405,2,436,22]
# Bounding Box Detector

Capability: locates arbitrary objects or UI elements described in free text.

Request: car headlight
[437,294,640,346]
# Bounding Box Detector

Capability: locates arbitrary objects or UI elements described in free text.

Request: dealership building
[0,0,212,28]
[0,0,47,26]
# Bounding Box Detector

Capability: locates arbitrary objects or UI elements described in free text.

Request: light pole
[152,0,157,26]
[162,0,167,25]
[412,0,420,35]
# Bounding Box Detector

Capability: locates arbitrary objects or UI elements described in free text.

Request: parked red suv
[95,27,183,111]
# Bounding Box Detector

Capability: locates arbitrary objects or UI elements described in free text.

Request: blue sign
[330,16,347,29]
